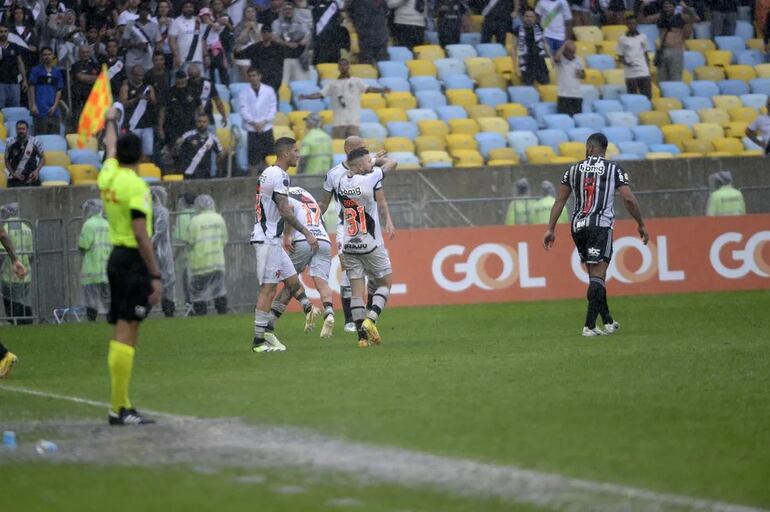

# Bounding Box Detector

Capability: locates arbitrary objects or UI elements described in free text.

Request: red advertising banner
[301,215,770,307]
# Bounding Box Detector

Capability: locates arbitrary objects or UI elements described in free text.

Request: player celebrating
[543,133,649,336]
[98,106,163,425]
[252,138,320,353]
[336,147,397,347]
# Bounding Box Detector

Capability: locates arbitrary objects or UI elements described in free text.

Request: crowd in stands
[0,0,767,187]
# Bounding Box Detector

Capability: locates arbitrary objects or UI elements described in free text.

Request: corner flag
[76,65,113,149]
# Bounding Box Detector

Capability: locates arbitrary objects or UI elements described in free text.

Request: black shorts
[247,129,274,165]
[107,246,151,324]
[572,227,613,264]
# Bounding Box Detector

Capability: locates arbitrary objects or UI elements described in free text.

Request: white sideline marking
[1,384,767,512]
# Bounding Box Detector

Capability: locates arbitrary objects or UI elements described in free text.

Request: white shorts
[340,246,392,280]
[290,240,332,279]
[336,229,350,288]
[254,242,297,285]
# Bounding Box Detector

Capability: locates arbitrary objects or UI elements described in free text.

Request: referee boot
[108,407,156,426]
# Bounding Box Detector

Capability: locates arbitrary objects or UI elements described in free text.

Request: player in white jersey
[317,136,396,333]
[251,138,321,354]
[336,146,397,347]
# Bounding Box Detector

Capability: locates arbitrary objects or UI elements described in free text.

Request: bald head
[344,136,365,155]
[562,40,576,59]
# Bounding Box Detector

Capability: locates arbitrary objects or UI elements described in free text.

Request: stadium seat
[536,129,569,152]
[69,149,101,167]
[378,61,409,80]
[668,109,700,126]
[387,46,413,61]
[592,99,623,115]
[39,166,71,184]
[602,126,633,144]
[386,121,419,139]
[618,141,649,157]
[446,44,477,60]
[693,123,724,142]
[567,127,594,142]
[689,80,719,98]
[715,36,745,55]
[725,121,749,138]
[460,31,482,45]
[559,141,585,160]
[601,24,627,41]
[683,139,713,154]
[683,51,706,72]
[543,114,576,130]
[476,117,509,135]
[698,108,731,126]
[350,64,378,79]
[695,66,726,81]
[712,137,744,154]
[734,20,754,41]
[475,73,507,89]
[637,23,659,45]
[331,153,345,166]
[388,151,420,169]
[316,63,339,80]
[378,77,410,92]
[360,109,379,123]
[574,26,603,42]
[530,102,557,127]
[420,150,453,168]
[581,85,601,111]
[65,134,98,152]
[682,96,713,111]
[436,105,467,122]
[705,50,732,68]
[43,150,70,167]
[536,84,558,103]
[451,149,484,167]
[719,80,750,96]
[138,163,162,179]
[645,151,674,160]
[465,57,495,79]
[466,104,496,119]
[662,124,693,150]
[448,118,480,135]
[727,107,756,124]
[414,45,445,60]
[37,135,67,152]
[68,164,98,184]
[574,40,596,57]
[446,89,478,108]
[488,147,519,164]
[493,56,515,80]
[606,111,638,128]
[586,54,616,71]
[410,76,441,92]
[739,93,767,110]
[685,39,716,54]
[649,143,681,154]
[476,88,508,107]
[497,103,528,118]
[583,69,605,87]
[407,109,438,122]
[360,93,387,110]
[360,122,387,140]
[476,43,507,58]
[435,58,466,80]
[747,38,765,51]
[406,60,437,77]
[384,136,416,153]
[632,125,664,146]
[444,74,475,90]
[574,112,606,130]
[599,84,626,100]
[508,86,540,107]
[386,92,417,109]
[474,132,507,158]
[377,108,407,123]
[508,116,539,132]
[619,94,652,115]
[736,50,763,67]
[755,65,770,79]
[651,97,683,112]
[659,81,690,99]
[416,90,448,109]
[415,135,446,152]
[712,95,742,111]
[750,78,770,96]
[525,145,558,164]
[507,130,539,159]
[692,21,711,39]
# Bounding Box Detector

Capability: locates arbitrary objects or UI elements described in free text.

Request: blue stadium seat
[508,116,539,132]
[295,99,325,113]
[689,80,720,98]
[750,78,770,96]
[592,99,623,115]
[600,84,627,100]
[215,83,230,101]
[586,54,616,71]
[543,114,576,130]
[410,76,441,92]
[508,86,540,107]
[567,127,594,142]
[378,61,409,80]
[388,46,413,61]
[289,80,320,97]
[436,105,468,122]
[536,129,569,152]
[360,109,379,123]
[507,130,539,159]
[683,51,706,72]
[386,121,419,139]
[650,143,681,154]
[718,80,750,96]
[574,112,606,130]
[734,20,754,42]
[692,21,711,40]
[668,109,700,126]
[682,96,714,110]
[476,43,507,58]
[605,111,638,128]
[476,88,508,107]
[37,135,67,151]
[631,125,664,146]
[602,126,633,144]
[228,82,248,98]
[530,102,557,128]
[360,122,388,139]
[39,166,71,184]
[459,32,481,45]
[619,94,652,115]
[424,30,440,45]
[736,50,763,66]
[714,36,745,56]
[332,153,346,166]
[407,108,438,122]
[2,107,32,124]
[475,132,507,158]
[618,141,649,156]
[68,149,101,168]
[416,90,448,109]
[389,151,420,167]
[446,44,477,60]
[739,94,767,110]
[435,58,466,79]
[443,74,475,90]
[614,153,641,161]
[361,78,382,89]
[581,85,600,113]
[659,81,691,99]
[278,101,292,113]
[379,77,411,92]
[637,24,659,47]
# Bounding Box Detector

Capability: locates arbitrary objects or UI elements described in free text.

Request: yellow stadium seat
[273,125,295,140]
[596,41,618,56]
[652,82,661,99]
[693,123,724,142]
[488,158,519,166]
[675,152,702,158]
[273,112,290,126]
[725,121,748,138]
[725,65,757,81]
[162,174,184,182]
[712,95,742,111]
[652,97,682,112]
[469,14,483,32]
[278,83,291,103]
[681,69,693,84]
[44,151,70,167]
[683,139,713,154]
[466,104,496,119]
[558,142,586,160]
[452,149,485,167]
[318,110,333,125]
[418,120,450,137]
[476,117,509,135]
[448,118,479,135]
[694,66,726,81]
[711,137,744,154]
[697,108,731,126]
[685,39,716,53]
[446,89,478,108]
[602,25,628,41]
[646,152,674,160]
[741,149,764,156]
[350,64,378,79]
[574,41,596,57]
[476,73,507,89]
[493,56,514,79]
[705,50,732,67]
[406,59,437,77]
[525,145,557,164]
[293,124,306,141]
[216,128,233,151]
[551,155,577,164]
[419,150,452,166]
[574,26,603,42]
[138,163,161,179]
[42,180,69,187]
[488,147,519,162]
[706,151,733,157]
[497,103,528,118]
[288,110,310,126]
[728,107,757,123]
[364,138,384,152]
[69,164,98,183]
[602,69,625,85]
[606,143,620,159]
[66,134,98,151]
[465,57,495,79]
[639,110,670,127]
[213,100,230,117]
[316,63,338,80]
[446,133,478,151]
[384,137,415,153]
[360,93,387,110]
[332,139,345,154]
[414,45,445,60]
[661,124,693,150]
[755,63,770,78]
[415,135,446,152]
[537,84,558,103]
[377,108,408,123]
[583,69,605,86]
[385,92,417,110]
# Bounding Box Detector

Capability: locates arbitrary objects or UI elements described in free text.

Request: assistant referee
[98,106,162,426]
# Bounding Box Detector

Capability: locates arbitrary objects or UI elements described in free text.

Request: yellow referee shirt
[97,158,153,248]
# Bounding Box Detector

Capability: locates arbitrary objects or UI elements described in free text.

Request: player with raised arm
[252,137,321,353]
[543,133,649,336]
[336,147,397,348]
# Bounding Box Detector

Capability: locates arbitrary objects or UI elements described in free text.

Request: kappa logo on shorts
[588,247,601,257]
[134,306,147,318]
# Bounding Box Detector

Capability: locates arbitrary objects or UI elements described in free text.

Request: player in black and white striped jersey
[543,133,649,337]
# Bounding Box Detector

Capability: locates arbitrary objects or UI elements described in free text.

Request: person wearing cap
[530,180,569,225]
[504,178,534,225]
[169,0,206,71]
[198,6,231,86]
[187,194,228,316]
[151,187,176,317]
[120,2,160,72]
[175,112,226,178]
[79,199,112,322]
[706,171,746,217]
[297,112,332,175]
[4,120,44,187]
[0,203,33,325]
[272,2,311,84]
[163,69,200,150]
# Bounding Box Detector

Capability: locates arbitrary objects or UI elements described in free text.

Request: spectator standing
[0,202,32,325]
[28,46,63,135]
[235,24,284,91]
[299,58,387,138]
[272,2,311,84]
[151,186,176,317]
[531,180,568,224]
[163,70,200,148]
[71,45,99,124]
[600,0,627,25]
[117,0,141,28]
[258,0,285,28]
[169,0,205,71]
[0,25,26,109]
[298,113,332,174]
[641,0,698,83]
[100,38,127,95]
[505,178,532,225]
[186,63,227,126]
[553,40,584,116]
[387,0,427,50]
[513,8,550,86]
[435,0,469,47]
[311,0,349,64]
[156,0,174,67]
[146,52,171,106]
[4,120,43,187]
[176,112,226,178]
[9,6,38,66]
[710,0,737,37]
[617,14,651,98]
[706,171,745,216]
[199,7,231,85]
[121,3,160,72]
[232,5,261,79]
[481,0,514,44]
[120,65,158,160]
[239,67,276,173]
[227,0,247,26]
[78,199,112,322]
[570,0,592,26]
[347,0,389,64]
[745,97,770,154]
[47,9,85,67]
[187,194,228,316]
[535,0,572,53]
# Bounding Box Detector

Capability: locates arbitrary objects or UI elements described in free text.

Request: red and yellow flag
[76,65,113,149]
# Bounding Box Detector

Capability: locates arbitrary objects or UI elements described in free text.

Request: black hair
[347,147,369,161]
[586,133,608,150]
[40,46,54,54]
[274,137,296,156]
[116,133,143,165]
[247,66,261,75]
[15,120,28,128]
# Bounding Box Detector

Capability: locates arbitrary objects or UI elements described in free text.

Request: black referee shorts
[107,246,151,324]
[572,227,613,265]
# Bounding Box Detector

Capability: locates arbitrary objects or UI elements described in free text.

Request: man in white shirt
[617,14,651,99]
[298,58,387,139]
[239,67,277,173]
[745,96,770,155]
[553,40,584,116]
[534,0,572,54]
[169,0,205,71]
[121,3,160,72]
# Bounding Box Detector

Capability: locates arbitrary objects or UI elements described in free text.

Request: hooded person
[151,186,176,317]
[706,171,746,217]
[172,192,197,305]
[530,180,569,225]
[187,194,228,315]
[504,178,534,225]
[79,199,112,321]
[0,203,33,324]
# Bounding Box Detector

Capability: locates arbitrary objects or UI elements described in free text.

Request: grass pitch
[1,290,769,511]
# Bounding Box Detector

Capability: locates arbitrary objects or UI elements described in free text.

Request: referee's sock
[594,277,614,325]
[108,340,134,414]
[584,278,604,329]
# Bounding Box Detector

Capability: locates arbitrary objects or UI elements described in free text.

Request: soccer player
[543,133,649,337]
[252,137,320,354]
[336,147,397,347]
[317,136,396,332]
[0,218,28,376]
[98,106,163,425]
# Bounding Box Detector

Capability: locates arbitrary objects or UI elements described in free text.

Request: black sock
[252,336,265,346]
[355,319,366,339]
[342,297,352,323]
[366,293,374,310]
[596,278,613,324]
[585,279,603,329]
[0,342,7,359]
